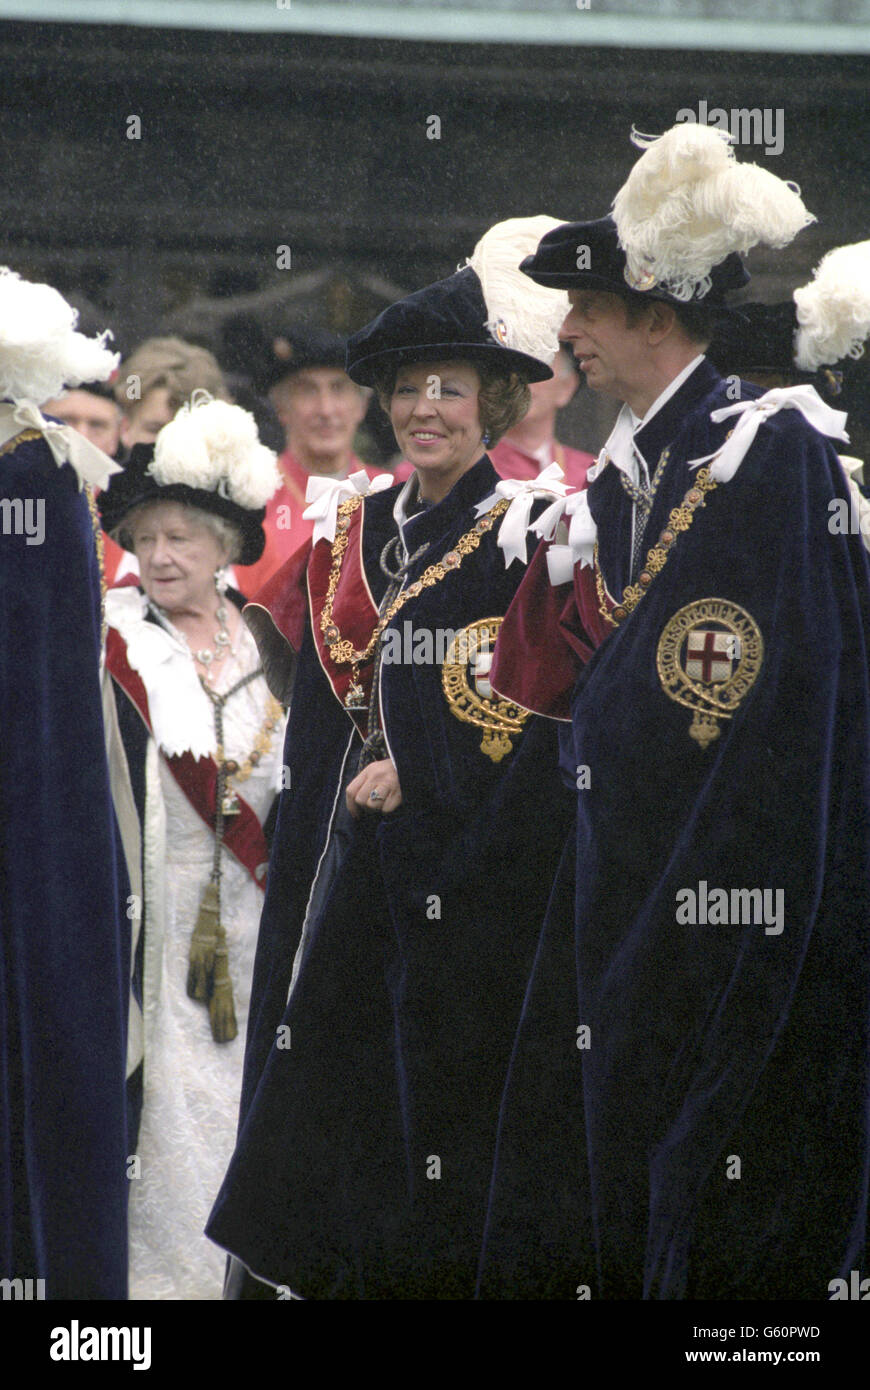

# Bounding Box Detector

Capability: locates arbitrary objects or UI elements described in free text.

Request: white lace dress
[107,589,286,1301]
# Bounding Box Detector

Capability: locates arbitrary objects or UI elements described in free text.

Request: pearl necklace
[147,597,236,687]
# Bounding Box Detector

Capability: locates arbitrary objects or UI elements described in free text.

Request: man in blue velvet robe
[481,215,870,1299]
[0,427,130,1299]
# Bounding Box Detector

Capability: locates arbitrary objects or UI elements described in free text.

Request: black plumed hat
[346,217,575,388]
[521,216,749,307]
[99,398,279,566]
[347,267,555,386]
[99,445,268,566]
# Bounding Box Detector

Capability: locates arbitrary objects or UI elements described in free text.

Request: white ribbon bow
[0,399,122,490]
[303,468,393,545]
[689,386,849,484]
[474,461,569,568]
[530,488,598,585]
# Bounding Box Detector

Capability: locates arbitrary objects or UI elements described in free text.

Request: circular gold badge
[623,261,657,292]
[442,617,529,762]
[656,598,764,748]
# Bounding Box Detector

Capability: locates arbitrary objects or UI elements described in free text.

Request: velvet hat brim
[346,267,555,387]
[521,215,750,310]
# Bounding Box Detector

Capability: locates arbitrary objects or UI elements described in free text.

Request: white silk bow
[474,461,569,568]
[0,399,122,490]
[690,386,849,484]
[303,468,394,545]
[530,488,597,585]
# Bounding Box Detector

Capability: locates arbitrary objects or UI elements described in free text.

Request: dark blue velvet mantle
[206,458,574,1298]
[0,434,130,1299]
[479,361,870,1299]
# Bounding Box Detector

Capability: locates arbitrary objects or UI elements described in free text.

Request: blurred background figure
[100,398,287,1300]
[0,266,131,1299]
[490,345,595,487]
[42,377,123,459]
[236,327,382,593]
[114,335,230,450]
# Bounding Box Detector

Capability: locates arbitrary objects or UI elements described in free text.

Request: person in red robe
[236,329,382,594]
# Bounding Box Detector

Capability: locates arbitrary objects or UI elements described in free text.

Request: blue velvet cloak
[206,458,573,1298]
[0,434,130,1299]
[479,360,870,1299]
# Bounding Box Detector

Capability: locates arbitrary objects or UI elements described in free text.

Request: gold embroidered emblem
[441,617,529,763]
[656,599,764,749]
[623,262,657,292]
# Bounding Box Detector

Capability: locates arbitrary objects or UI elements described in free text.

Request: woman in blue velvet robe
[207,249,577,1298]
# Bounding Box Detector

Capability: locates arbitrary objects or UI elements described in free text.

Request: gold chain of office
[595,463,718,626]
[319,493,511,670]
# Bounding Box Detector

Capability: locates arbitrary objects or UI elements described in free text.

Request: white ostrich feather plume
[466,216,570,365]
[152,397,280,509]
[613,124,815,301]
[0,267,118,404]
[793,239,870,371]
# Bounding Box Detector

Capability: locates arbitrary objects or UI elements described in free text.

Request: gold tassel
[208,925,238,1043]
[187,879,220,1001]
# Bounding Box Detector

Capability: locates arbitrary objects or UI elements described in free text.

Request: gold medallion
[656,598,764,748]
[623,262,657,292]
[441,617,529,763]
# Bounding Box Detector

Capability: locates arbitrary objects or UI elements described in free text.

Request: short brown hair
[114,336,229,415]
[621,294,721,347]
[373,358,530,447]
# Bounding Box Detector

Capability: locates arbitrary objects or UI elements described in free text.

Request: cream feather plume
[0,267,118,405]
[793,240,870,371]
[466,216,570,365]
[613,124,815,301]
[152,396,280,509]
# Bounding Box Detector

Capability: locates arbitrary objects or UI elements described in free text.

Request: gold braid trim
[85,485,108,647]
[320,494,512,667]
[0,428,42,458]
[595,464,718,627]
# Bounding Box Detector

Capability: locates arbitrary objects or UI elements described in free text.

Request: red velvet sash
[106,628,270,890]
[306,503,379,722]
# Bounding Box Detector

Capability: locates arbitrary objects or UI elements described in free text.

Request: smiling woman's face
[390,360,484,502]
[129,501,229,616]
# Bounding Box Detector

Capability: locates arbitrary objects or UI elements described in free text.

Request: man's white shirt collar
[588,354,705,484]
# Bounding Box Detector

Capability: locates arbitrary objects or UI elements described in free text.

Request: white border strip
[3,3,870,54]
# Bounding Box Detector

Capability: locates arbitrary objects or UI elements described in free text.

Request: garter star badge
[442,617,529,763]
[656,598,763,748]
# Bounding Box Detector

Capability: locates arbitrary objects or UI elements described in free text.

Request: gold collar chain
[595,464,718,626]
[319,493,511,668]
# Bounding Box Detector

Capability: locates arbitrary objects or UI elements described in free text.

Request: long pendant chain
[200,670,278,819]
[596,463,718,626]
[320,493,511,706]
[617,447,671,582]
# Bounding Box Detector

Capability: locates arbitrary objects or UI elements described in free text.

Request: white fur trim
[793,240,870,370]
[466,216,570,365]
[106,587,217,760]
[613,124,814,301]
[0,267,118,404]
